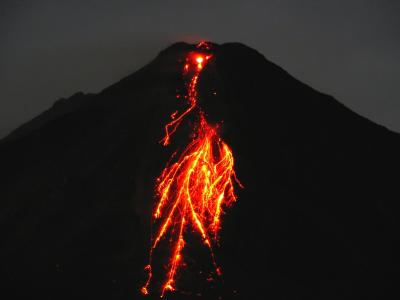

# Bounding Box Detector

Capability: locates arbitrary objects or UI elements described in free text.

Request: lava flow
[141,42,242,297]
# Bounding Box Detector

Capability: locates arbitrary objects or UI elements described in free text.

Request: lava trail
[141,42,242,297]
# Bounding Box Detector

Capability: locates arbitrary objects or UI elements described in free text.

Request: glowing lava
[142,42,242,297]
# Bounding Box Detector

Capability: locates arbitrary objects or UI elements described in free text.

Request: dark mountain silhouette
[1,42,399,300]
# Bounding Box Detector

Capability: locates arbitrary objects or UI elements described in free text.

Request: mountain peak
[1,42,399,299]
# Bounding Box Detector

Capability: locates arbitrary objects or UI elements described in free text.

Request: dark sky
[1,0,400,137]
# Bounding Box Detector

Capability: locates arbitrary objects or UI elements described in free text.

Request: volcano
[1,42,399,300]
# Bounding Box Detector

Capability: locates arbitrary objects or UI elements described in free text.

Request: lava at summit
[141,42,242,297]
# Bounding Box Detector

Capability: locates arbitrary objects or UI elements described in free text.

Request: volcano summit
[1,42,399,300]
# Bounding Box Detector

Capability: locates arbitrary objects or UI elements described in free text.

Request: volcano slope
[1,42,399,300]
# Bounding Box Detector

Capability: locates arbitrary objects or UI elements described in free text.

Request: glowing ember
[196,56,204,69]
[142,42,242,297]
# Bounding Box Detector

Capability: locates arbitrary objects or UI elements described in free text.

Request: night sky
[1,0,400,138]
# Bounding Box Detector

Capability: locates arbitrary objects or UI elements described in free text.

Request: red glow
[142,41,242,297]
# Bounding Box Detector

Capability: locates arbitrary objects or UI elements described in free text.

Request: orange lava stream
[142,42,242,297]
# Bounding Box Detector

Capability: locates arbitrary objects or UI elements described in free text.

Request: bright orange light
[141,41,242,297]
[196,56,204,69]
